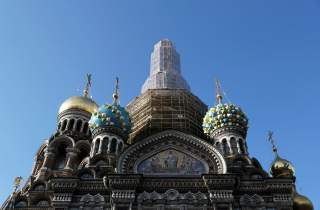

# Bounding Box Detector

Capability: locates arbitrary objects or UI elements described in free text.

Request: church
[1,39,313,210]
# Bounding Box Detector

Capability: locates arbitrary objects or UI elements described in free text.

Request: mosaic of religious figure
[137,149,207,175]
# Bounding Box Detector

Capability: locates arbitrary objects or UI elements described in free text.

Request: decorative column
[37,147,56,180]
[64,148,80,172]
[203,174,236,210]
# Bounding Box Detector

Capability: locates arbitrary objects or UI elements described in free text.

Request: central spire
[141,39,190,93]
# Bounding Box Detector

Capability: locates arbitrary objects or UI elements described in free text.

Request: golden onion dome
[58,96,98,114]
[293,193,314,210]
[270,156,295,178]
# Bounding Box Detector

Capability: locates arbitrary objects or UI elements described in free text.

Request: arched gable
[117,130,226,175]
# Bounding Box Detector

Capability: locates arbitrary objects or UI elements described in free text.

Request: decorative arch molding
[48,136,75,149]
[117,130,227,174]
[31,142,48,176]
[75,140,91,152]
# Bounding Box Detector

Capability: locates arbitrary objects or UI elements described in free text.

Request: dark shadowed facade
[2,40,313,210]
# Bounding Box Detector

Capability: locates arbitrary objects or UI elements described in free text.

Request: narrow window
[67,119,75,130]
[110,138,117,153]
[222,139,228,154]
[83,122,88,134]
[76,120,82,132]
[61,119,67,131]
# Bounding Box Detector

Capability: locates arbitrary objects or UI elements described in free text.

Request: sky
[0,0,319,207]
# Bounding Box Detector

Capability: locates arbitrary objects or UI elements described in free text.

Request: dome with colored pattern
[203,103,248,137]
[88,77,131,138]
[89,103,131,136]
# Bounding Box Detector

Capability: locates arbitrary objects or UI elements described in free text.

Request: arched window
[118,142,123,153]
[230,137,237,154]
[76,120,82,132]
[94,138,100,154]
[61,119,67,131]
[222,139,229,155]
[67,119,75,131]
[215,142,221,151]
[103,137,109,153]
[83,122,89,134]
[239,138,245,154]
[110,138,117,153]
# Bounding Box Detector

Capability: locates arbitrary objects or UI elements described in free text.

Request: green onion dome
[88,77,132,139]
[203,103,248,138]
[88,103,131,137]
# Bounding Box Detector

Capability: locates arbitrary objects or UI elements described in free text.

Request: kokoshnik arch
[1,39,313,210]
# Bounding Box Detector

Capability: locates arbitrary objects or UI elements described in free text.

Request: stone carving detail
[80,194,105,210]
[137,149,207,175]
[240,194,266,210]
[111,190,136,203]
[137,189,207,202]
[273,194,292,206]
[52,193,73,202]
[209,190,233,203]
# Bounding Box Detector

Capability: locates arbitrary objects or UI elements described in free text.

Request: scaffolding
[127,89,208,143]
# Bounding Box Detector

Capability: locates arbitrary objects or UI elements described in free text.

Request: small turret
[267,131,295,178]
[57,74,98,137]
[88,78,131,176]
[203,80,249,157]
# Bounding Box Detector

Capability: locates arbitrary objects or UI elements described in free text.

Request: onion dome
[293,192,314,210]
[89,77,131,138]
[203,80,248,137]
[267,131,295,178]
[58,74,98,115]
[59,96,98,114]
[270,155,295,178]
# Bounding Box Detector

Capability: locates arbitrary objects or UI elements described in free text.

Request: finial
[267,130,279,157]
[112,77,119,104]
[83,73,92,97]
[215,79,223,104]
[13,176,23,194]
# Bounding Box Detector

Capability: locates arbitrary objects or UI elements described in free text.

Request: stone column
[37,147,56,180]
[107,139,112,153]
[64,148,80,171]
[97,139,103,154]
[115,141,120,155]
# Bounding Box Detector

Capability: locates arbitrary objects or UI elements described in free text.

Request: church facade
[1,40,313,210]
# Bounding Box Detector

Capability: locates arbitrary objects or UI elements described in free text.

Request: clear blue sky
[0,0,319,207]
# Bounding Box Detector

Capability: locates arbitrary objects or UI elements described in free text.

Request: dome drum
[90,125,128,140]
